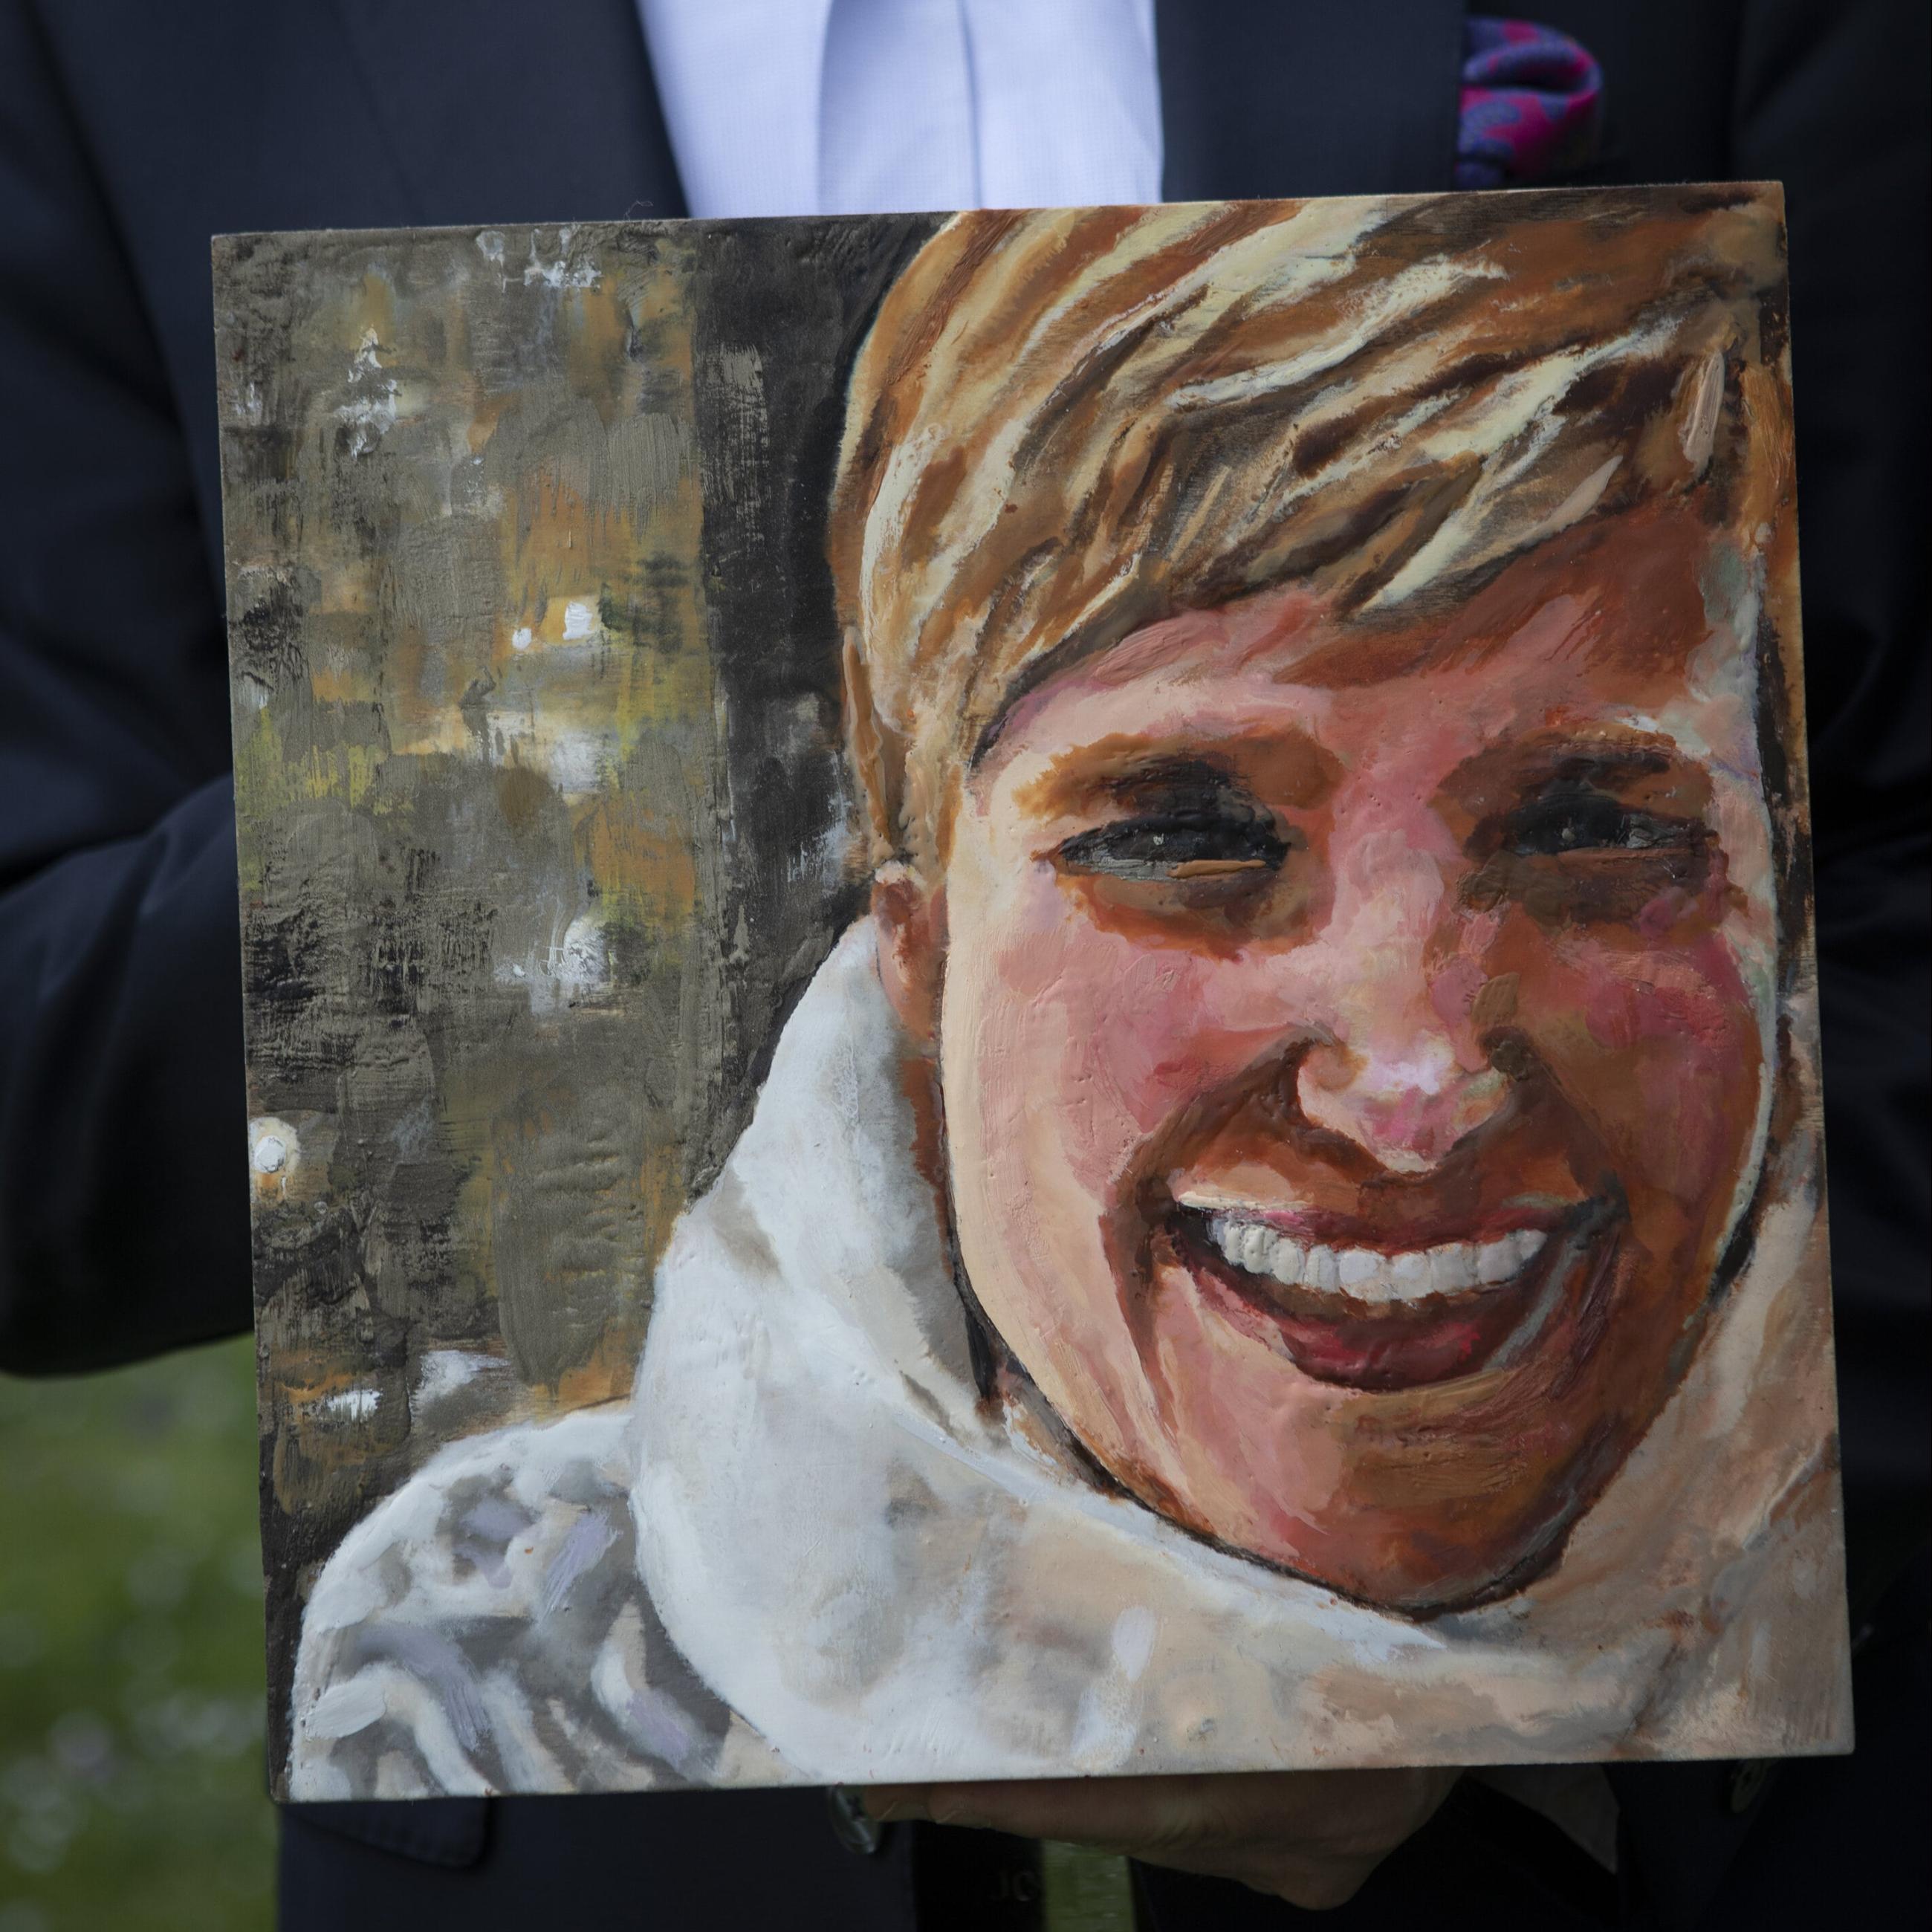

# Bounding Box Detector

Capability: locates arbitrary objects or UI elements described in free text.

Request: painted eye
[1058,808,1290,881]
[1503,790,1694,858]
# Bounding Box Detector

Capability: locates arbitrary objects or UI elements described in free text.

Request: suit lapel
[1158,0,1469,201]
[327,0,687,224]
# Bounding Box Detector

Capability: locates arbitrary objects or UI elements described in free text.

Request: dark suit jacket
[1,1,1924,1926]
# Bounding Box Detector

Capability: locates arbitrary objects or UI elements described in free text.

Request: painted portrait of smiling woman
[287,187,1850,1799]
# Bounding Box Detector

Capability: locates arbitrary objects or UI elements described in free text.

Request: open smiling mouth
[1167,1196,1620,1392]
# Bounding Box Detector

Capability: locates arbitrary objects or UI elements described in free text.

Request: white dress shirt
[635,0,1162,217]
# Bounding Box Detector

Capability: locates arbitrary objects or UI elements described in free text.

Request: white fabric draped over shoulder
[289,920,1847,1798]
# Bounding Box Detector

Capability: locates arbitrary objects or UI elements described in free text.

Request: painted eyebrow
[1097,755,1243,798]
[1011,730,1338,820]
[1440,730,1708,814]
[1529,747,1675,785]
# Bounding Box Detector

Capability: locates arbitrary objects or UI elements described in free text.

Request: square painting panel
[215,188,1851,1801]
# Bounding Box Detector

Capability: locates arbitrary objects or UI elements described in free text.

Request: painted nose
[1292,839,1508,1172]
[1297,1031,1508,1173]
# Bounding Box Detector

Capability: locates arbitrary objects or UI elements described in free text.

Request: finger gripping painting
[215,188,1852,1802]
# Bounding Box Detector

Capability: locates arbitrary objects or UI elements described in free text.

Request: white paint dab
[1111,1606,1158,1681]
[412,1350,503,1411]
[249,1117,298,1182]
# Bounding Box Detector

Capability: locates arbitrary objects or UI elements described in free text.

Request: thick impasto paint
[215,189,1851,1801]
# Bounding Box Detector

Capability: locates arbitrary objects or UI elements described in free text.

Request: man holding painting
[1,2,1923,1928]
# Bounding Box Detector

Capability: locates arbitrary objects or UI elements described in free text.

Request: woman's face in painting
[883,502,1778,1611]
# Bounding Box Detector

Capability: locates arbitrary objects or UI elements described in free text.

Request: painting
[215,187,1852,1803]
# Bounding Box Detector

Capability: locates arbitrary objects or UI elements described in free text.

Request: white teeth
[1197,1213,1555,1307]
[1390,1250,1433,1294]
[1267,1239,1306,1286]
[1476,1238,1517,1284]
[1336,1248,1381,1291]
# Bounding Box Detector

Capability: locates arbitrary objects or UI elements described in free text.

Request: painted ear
[870,866,944,1047]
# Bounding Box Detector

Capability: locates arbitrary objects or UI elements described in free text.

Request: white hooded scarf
[288,920,1849,1799]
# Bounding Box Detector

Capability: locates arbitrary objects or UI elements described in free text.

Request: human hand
[863,1766,1458,1910]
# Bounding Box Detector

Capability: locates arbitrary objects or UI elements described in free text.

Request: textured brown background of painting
[214,217,938,1747]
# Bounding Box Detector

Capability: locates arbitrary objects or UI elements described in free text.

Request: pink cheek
[1634,852,1737,944]
[1115,959,1258,1123]
[996,900,1254,1154]
[1543,936,1760,1199]
[1084,953,1252,1135]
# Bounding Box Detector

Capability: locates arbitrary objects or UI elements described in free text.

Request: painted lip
[1164,1197,1618,1393]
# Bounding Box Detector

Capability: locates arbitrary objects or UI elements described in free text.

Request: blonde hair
[829,187,1795,873]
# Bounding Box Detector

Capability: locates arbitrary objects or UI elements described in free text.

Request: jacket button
[826,1786,887,1855]
[1727,1759,1774,1815]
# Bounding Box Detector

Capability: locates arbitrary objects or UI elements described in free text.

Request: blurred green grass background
[0,1335,274,1932]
